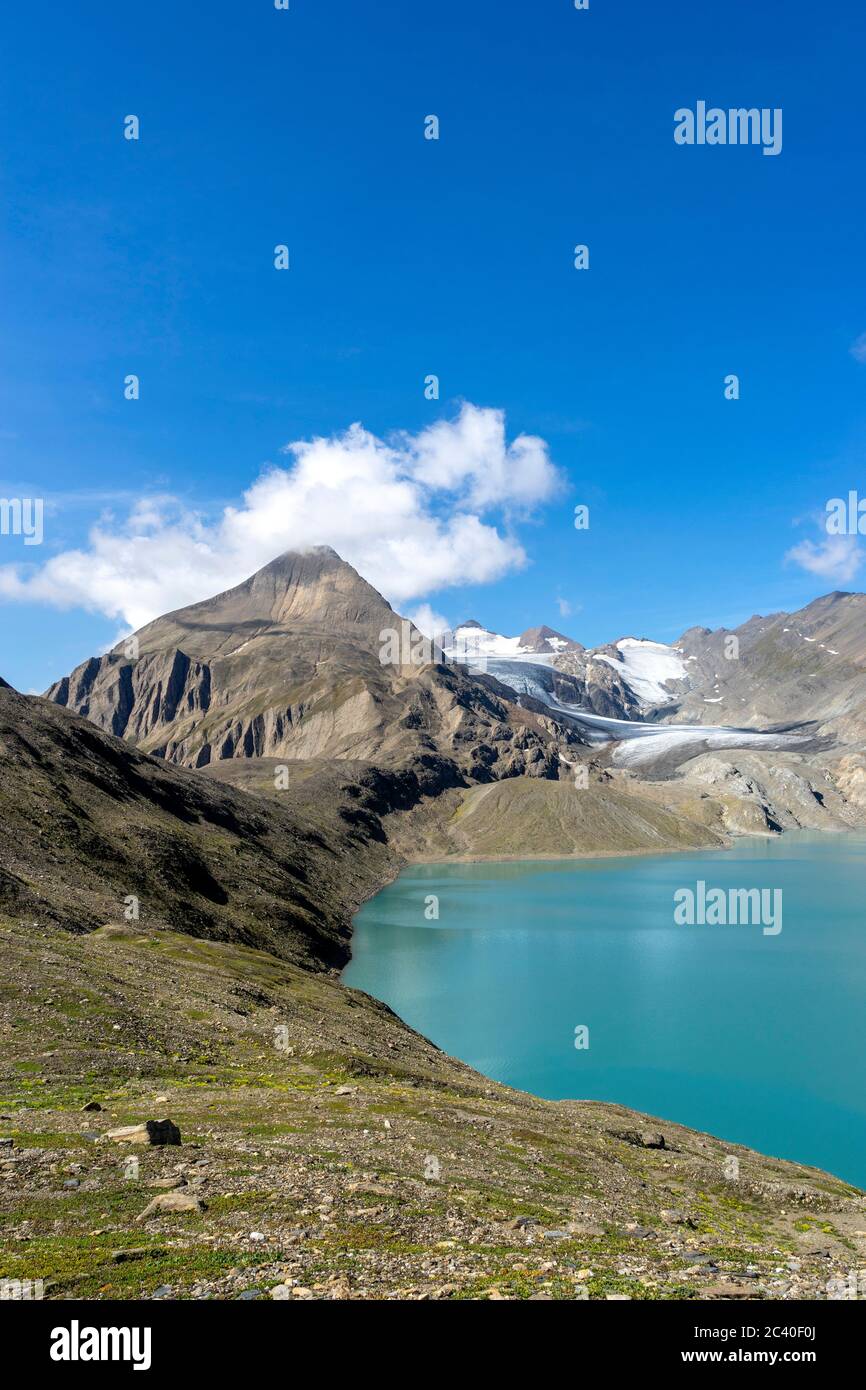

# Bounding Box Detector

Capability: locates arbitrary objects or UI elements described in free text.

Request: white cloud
[0,404,561,631]
[556,597,572,618]
[404,603,452,642]
[408,405,555,509]
[785,533,864,585]
[850,333,866,364]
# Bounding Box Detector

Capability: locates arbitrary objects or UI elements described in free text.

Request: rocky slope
[670,592,866,738]
[672,749,864,835]
[385,764,731,861]
[0,681,398,968]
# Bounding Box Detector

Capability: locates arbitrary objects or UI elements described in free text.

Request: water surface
[344,833,866,1187]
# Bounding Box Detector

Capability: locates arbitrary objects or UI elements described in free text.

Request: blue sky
[1,0,865,691]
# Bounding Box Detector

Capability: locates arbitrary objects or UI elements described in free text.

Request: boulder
[106,1119,181,1146]
[639,1130,666,1149]
[660,1208,695,1226]
[136,1191,204,1221]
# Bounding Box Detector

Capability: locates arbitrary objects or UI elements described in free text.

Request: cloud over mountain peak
[0,403,560,631]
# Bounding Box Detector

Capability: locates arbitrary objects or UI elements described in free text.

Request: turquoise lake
[343,832,866,1188]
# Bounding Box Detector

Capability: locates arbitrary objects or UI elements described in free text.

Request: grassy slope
[385,775,730,862]
[1,917,863,1302]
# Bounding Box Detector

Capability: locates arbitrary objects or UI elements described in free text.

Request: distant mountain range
[47,548,866,753]
[443,591,866,734]
[35,548,866,847]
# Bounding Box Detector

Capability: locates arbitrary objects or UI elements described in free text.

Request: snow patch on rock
[594,639,688,708]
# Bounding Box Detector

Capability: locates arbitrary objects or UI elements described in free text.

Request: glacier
[469,652,818,772]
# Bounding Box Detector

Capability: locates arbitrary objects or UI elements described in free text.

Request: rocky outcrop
[676,750,862,834]
[50,648,212,744]
[550,647,645,720]
[106,1120,181,1146]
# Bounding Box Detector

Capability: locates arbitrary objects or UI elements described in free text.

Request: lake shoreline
[346,830,866,1190]
[400,839,738,866]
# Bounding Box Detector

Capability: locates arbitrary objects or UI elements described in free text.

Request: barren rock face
[551,647,646,720]
[46,547,580,783]
[833,753,866,807]
[676,749,863,835]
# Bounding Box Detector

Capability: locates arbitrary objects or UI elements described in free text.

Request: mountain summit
[122,546,398,658]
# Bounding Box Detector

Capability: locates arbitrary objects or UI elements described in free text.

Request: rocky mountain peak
[44,548,577,778]
[518,624,583,653]
[126,546,397,661]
